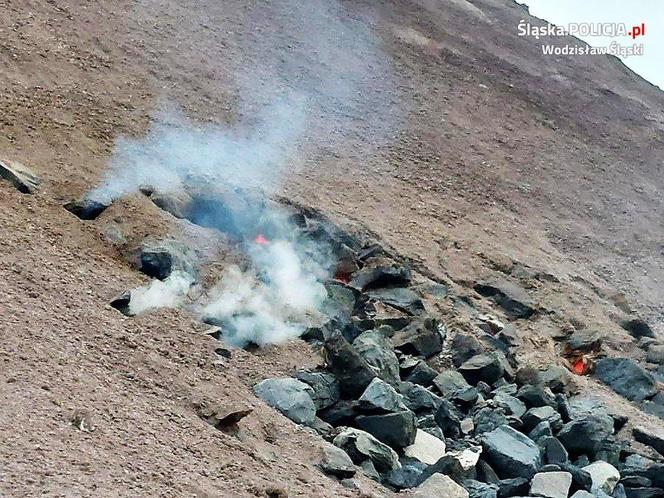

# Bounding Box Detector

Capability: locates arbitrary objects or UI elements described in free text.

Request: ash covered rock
[352,330,401,385]
[356,410,417,449]
[323,330,376,397]
[0,158,40,194]
[391,317,445,358]
[357,378,407,413]
[529,471,572,498]
[349,258,411,291]
[481,425,541,479]
[318,442,356,478]
[294,370,340,411]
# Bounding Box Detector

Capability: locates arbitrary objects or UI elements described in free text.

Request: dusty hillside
[1,0,664,497]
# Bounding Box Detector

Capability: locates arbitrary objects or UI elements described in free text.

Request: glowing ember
[254,233,269,245]
[572,359,586,375]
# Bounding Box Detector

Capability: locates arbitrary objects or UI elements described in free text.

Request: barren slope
[1,0,663,496]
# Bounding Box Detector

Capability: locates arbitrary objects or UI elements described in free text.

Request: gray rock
[558,415,614,458]
[452,334,486,367]
[366,287,424,315]
[318,400,357,426]
[570,492,595,498]
[529,471,572,498]
[565,330,603,353]
[397,381,443,413]
[633,426,664,456]
[539,365,573,393]
[498,477,529,497]
[412,473,470,498]
[541,437,568,465]
[0,158,40,194]
[358,378,407,413]
[350,262,411,291]
[459,352,509,385]
[621,319,656,339]
[319,442,356,478]
[481,425,541,478]
[434,399,463,438]
[522,406,563,433]
[529,422,553,441]
[474,407,509,435]
[353,330,400,384]
[253,377,316,425]
[333,427,400,472]
[392,317,445,358]
[473,279,537,319]
[324,330,376,397]
[434,370,472,398]
[583,461,620,494]
[136,240,196,280]
[405,361,439,386]
[356,410,417,449]
[403,429,447,465]
[595,358,658,402]
[463,479,498,498]
[493,392,527,418]
[295,371,340,410]
[385,458,427,489]
[517,384,556,408]
[64,197,110,220]
[646,345,664,365]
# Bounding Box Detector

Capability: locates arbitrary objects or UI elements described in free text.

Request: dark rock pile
[246,211,664,497]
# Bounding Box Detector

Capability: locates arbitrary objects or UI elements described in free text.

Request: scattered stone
[529,422,553,441]
[633,426,664,456]
[477,314,505,334]
[356,410,417,449]
[434,400,463,438]
[64,198,110,220]
[357,378,407,413]
[391,317,445,358]
[463,479,498,498]
[366,287,424,315]
[385,458,427,489]
[529,471,572,498]
[583,461,620,494]
[474,279,537,319]
[559,462,593,492]
[565,330,603,353]
[196,402,253,430]
[452,334,486,367]
[350,261,411,291]
[295,371,340,411]
[498,477,529,497]
[411,473,470,498]
[319,442,356,478]
[332,428,400,473]
[405,361,439,386]
[621,319,656,339]
[570,492,595,498]
[0,158,40,193]
[474,407,509,435]
[558,415,614,458]
[253,378,316,425]
[353,330,401,384]
[522,406,563,433]
[135,240,196,280]
[397,382,443,413]
[110,291,133,316]
[324,330,376,397]
[595,358,658,402]
[459,352,510,385]
[403,429,447,465]
[481,425,541,478]
[541,437,569,465]
[433,370,472,398]
[646,345,664,365]
[493,392,527,418]
[476,459,500,484]
[517,384,556,408]
[540,365,573,394]
[318,400,357,426]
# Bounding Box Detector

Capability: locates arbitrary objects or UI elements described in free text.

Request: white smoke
[129,270,194,316]
[90,0,400,346]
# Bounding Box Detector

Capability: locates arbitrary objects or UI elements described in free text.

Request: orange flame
[254,233,269,245]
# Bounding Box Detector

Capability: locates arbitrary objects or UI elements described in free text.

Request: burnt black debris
[109,291,132,316]
[64,198,110,220]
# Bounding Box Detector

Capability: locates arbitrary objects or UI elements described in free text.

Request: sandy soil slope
[1,0,663,496]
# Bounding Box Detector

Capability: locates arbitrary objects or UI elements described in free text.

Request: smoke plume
[91,0,399,346]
